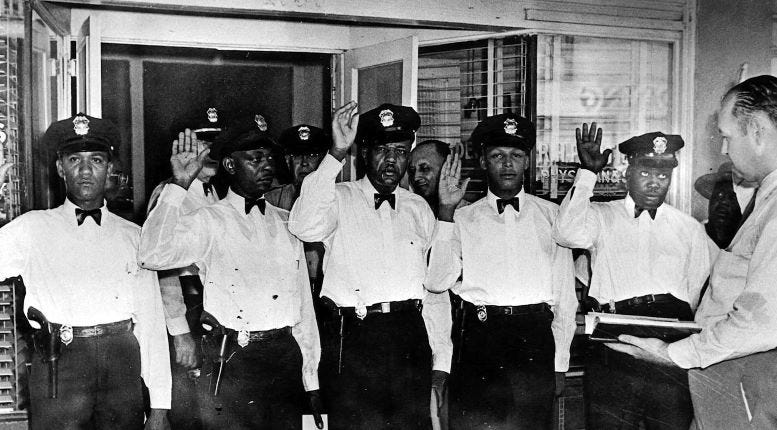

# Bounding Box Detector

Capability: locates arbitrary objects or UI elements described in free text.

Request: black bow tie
[374,193,396,210]
[202,182,213,196]
[634,207,657,220]
[496,197,519,214]
[245,198,266,215]
[75,208,102,226]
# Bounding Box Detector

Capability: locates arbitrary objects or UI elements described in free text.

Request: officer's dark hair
[413,140,450,159]
[724,75,777,134]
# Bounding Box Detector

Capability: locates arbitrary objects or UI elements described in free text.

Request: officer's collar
[62,198,107,226]
[486,187,524,214]
[757,168,777,207]
[357,176,399,210]
[624,194,664,220]
[225,188,264,214]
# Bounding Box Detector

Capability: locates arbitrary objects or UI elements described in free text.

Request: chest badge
[237,329,250,348]
[476,305,488,322]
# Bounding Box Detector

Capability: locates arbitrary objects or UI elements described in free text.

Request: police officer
[288,102,452,429]
[427,113,577,429]
[146,107,226,429]
[552,125,711,429]
[0,114,171,429]
[139,115,323,429]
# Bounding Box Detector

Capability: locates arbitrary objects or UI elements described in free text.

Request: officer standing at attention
[288,102,452,429]
[552,125,711,429]
[427,113,577,429]
[147,108,224,370]
[0,114,171,429]
[138,115,323,429]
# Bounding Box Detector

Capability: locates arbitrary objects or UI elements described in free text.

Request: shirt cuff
[435,220,456,239]
[148,386,172,410]
[160,182,189,206]
[318,153,346,178]
[667,336,699,369]
[166,317,191,336]
[432,353,452,373]
[574,168,598,190]
[302,369,320,392]
[554,352,571,372]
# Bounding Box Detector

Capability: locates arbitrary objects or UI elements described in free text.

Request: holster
[27,307,61,399]
[200,311,229,397]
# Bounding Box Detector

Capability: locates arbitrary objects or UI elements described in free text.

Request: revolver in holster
[200,311,229,397]
[27,307,61,399]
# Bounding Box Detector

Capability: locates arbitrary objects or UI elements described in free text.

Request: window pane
[536,35,674,199]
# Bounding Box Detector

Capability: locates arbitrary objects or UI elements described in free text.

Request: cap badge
[653,136,667,154]
[207,108,218,123]
[73,115,90,136]
[504,118,518,136]
[379,109,395,128]
[298,126,311,141]
[255,114,268,132]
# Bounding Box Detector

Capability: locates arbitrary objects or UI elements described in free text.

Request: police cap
[356,103,420,146]
[470,113,535,157]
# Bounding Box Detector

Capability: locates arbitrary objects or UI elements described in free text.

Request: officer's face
[718,95,762,183]
[224,147,276,199]
[480,145,528,194]
[56,151,113,205]
[364,139,412,192]
[409,145,445,200]
[625,163,673,209]
[287,151,326,185]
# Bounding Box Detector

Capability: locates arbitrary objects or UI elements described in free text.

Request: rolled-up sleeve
[425,221,462,293]
[551,242,578,372]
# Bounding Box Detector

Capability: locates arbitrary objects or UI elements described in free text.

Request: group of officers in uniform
[1,74,777,430]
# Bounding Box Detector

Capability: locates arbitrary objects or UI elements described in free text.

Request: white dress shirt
[288,153,453,372]
[668,169,777,368]
[553,169,712,308]
[0,199,171,409]
[139,185,320,391]
[426,189,578,372]
[147,177,219,335]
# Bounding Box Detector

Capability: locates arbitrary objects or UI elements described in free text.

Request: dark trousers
[169,291,205,430]
[450,304,556,430]
[322,309,431,430]
[29,331,144,430]
[198,330,305,430]
[585,297,693,430]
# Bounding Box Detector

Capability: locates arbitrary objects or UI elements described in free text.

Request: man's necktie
[374,193,396,210]
[245,198,266,215]
[75,208,102,226]
[496,197,519,214]
[634,207,657,220]
[203,182,213,196]
[738,188,758,227]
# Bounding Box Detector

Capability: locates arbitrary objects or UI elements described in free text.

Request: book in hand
[585,312,702,343]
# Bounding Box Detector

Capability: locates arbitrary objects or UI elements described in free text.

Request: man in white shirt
[145,108,224,429]
[611,74,777,428]
[139,115,323,429]
[553,126,710,429]
[427,113,576,429]
[288,102,452,429]
[0,114,170,429]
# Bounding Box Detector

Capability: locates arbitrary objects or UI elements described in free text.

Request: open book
[585,312,702,343]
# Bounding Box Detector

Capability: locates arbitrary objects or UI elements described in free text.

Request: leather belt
[464,301,550,317]
[600,294,676,313]
[333,299,422,317]
[70,319,133,338]
[228,326,291,343]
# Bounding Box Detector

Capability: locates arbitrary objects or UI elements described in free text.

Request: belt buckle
[476,305,487,322]
[381,302,391,313]
[59,325,73,345]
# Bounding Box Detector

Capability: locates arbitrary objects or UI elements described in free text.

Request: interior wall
[692,0,774,220]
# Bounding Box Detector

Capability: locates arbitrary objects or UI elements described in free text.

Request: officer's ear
[360,145,368,161]
[479,154,487,170]
[624,164,632,180]
[55,157,65,179]
[222,156,236,175]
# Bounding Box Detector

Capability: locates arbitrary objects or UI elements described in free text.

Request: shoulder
[662,204,703,227]
[525,194,560,215]
[454,196,487,222]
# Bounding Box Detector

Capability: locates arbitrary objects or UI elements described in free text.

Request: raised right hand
[576,122,610,174]
[171,129,210,189]
[438,148,470,222]
[329,101,359,161]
